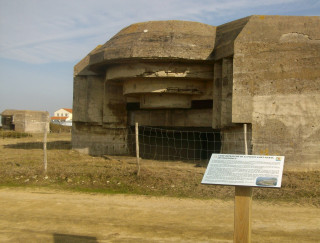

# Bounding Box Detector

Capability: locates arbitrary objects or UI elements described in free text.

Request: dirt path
[0,187,319,243]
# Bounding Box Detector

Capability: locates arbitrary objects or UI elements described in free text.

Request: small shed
[1,110,50,133]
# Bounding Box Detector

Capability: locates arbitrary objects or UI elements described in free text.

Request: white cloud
[0,0,317,64]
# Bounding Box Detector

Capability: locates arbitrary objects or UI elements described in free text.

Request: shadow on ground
[53,233,98,243]
[4,141,71,150]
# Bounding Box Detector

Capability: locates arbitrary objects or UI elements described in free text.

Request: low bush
[0,131,32,138]
[50,123,72,133]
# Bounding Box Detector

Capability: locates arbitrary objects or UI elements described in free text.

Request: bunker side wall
[233,16,320,170]
[72,75,127,156]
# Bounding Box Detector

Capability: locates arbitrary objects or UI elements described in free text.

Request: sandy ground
[0,187,319,243]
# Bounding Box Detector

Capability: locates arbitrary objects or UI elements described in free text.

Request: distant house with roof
[51,108,72,126]
[1,109,50,133]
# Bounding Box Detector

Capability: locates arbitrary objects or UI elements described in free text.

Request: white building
[51,108,72,126]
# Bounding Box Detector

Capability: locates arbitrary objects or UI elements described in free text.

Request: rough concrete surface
[1,110,49,133]
[72,16,320,169]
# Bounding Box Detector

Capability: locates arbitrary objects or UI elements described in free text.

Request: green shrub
[0,131,32,138]
[50,123,72,133]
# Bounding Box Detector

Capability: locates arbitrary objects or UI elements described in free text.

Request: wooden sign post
[201,125,285,243]
[43,122,48,174]
[234,124,252,243]
[135,122,141,176]
[234,186,252,242]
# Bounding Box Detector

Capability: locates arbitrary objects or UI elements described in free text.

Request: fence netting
[128,126,224,162]
[2,125,315,168]
[0,126,254,165]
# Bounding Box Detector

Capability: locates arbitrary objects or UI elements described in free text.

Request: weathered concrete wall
[89,20,216,66]
[72,72,127,155]
[1,110,49,133]
[212,61,222,128]
[212,57,235,129]
[23,111,50,133]
[213,16,250,61]
[106,63,214,81]
[129,109,212,127]
[72,123,127,156]
[73,17,320,170]
[232,16,320,170]
[220,125,252,155]
[73,75,104,124]
[72,21,217,156]
[103,81,127,128]
[108,62,213,110]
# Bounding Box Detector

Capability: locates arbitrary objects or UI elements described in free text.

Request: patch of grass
[1,131,32,138]
[50,123,71,133]
[0,134,319,206]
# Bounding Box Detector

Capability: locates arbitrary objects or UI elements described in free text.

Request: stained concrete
[231,16,320,170]
[73,20,217,156]
[73,16,320,170]
[88,20,216,67]
[1,110,49,133]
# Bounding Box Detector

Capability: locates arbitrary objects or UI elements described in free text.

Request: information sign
[201,154,285,188]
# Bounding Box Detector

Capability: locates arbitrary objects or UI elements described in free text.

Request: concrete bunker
[1,110,50,133]
[73,16,320,170]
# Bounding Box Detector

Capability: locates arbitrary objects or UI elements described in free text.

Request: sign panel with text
[201,154,285,188]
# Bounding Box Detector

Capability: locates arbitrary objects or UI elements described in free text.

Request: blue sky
[0,0,319,116]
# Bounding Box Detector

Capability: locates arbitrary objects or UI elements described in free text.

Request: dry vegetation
[49,123,72,133]
[0,132,319,206]
[0,130,32,138]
